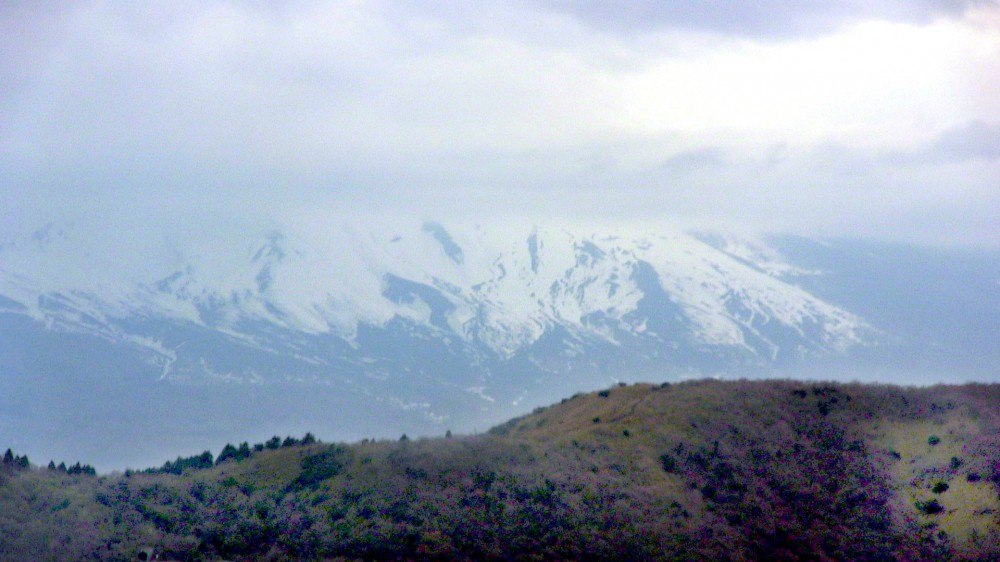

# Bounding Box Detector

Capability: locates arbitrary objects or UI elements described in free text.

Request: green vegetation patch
[287,446,350,492]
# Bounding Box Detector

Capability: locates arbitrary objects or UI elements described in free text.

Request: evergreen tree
[266,436,282,450]
[196,450,214,468]
[2,449,13,464]
[302,432,316,445]
[216,443,238,465]
[48,460,57,471]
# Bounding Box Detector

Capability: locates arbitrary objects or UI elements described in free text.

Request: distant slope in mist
[1,218,998,470]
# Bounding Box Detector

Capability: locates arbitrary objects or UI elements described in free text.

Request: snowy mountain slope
[0,218,875,369]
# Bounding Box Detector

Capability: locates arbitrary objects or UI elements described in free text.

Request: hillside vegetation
[2,379,999,561]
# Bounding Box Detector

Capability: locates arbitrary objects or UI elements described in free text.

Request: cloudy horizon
[2,1,998,246]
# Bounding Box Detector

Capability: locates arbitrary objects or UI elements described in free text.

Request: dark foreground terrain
[2,379,999,561]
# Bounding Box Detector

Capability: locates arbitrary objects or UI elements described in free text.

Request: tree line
[139,432,319,475]
[3,447,96,475]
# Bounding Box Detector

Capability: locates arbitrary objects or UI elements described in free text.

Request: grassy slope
[499,381,1000,558]
[1,379,998,561]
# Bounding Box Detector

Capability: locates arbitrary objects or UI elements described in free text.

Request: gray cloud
[659,147,726,175]
[925,120,1000,161]
[867,120,1000,167]
[533,0,995,38]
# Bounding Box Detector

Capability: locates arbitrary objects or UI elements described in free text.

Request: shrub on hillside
[659,454,677,473]
[916,499,945,514]
[287,447,349,492]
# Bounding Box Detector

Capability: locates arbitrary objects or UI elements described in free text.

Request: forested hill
[2,379,999,561]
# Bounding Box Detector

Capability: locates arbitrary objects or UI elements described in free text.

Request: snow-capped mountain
[1,216,996,469]
[1,218,872,374]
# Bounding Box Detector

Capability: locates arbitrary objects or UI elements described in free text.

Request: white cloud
[0,1,997,246]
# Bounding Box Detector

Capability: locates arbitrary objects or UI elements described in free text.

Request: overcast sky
[2,1,998,245]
